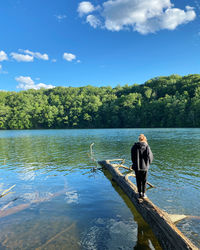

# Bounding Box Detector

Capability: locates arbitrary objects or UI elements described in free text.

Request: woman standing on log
[131,134,153,198]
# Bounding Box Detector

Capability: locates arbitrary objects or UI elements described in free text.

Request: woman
[131,134,153,198]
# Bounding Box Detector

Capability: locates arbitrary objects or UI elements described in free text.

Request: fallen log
[117,164,155,188]
[0,190,66,219]
[98,160,198,250]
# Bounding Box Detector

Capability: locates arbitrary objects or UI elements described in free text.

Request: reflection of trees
[103,170,162,250]
[0,133,95,172]
[0,129,132,174]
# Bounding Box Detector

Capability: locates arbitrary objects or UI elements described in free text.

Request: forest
[0,74,200,129]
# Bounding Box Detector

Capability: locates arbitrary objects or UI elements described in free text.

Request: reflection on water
[0,129,199,249]
[103,171,161,250]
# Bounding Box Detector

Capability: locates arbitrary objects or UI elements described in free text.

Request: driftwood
[105,158,155,187]
[0,185,16,198]
[117,164,155,188]
[98,160,198,250]
[35,222,76,250]
[0,190,66,219]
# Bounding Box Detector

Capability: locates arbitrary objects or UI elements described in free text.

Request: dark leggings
[135,171,148,194]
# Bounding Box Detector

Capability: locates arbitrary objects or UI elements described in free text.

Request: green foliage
[0,74,200,129]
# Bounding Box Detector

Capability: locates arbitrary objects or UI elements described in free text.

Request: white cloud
[0,64,2,70]
[78,0,196,34]
[55,14,67,21]
[159,7,196,31]
[63,52,76,62]
[11,49,49,62]
[15,76,55,90]
[10,52,34,62]
[78,1,95,16]
[20,49,49,60]
[52,59,57,63]
[36,83,55,89]
[0,51,8,61]
[86,15,101,28]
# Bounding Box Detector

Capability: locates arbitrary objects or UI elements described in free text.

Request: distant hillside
[0,74,200,129]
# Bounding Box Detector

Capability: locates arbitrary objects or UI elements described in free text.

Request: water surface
[0,129,199,249]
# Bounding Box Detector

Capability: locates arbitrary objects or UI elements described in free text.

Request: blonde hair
[138,134,147,143]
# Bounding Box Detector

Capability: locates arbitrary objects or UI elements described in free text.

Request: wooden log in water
[0,190,66,219]
[98,160,198,250]
[117,164,155,188]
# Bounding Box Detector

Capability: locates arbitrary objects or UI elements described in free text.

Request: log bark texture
[98,160,198,250]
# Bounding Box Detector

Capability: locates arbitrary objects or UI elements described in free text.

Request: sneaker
[138,193,142,198]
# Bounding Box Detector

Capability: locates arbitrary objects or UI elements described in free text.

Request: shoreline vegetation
[0,74,200,129]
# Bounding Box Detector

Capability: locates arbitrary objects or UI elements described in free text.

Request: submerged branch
[89,143,97,163]
[0,185,16,198]
[36,222,76,250]
[0,190,66,219]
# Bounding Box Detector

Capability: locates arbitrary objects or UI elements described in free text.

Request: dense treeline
[0,74,200,129]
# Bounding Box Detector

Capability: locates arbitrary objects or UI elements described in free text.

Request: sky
[0,0,200,91]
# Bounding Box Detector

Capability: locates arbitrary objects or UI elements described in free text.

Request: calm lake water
[0,128,199,249]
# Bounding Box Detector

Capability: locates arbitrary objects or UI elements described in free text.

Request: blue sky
[0,0,200,91]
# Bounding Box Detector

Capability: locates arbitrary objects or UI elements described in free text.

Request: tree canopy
[1,74,200,129]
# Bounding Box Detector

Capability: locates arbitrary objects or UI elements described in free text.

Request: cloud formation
[86,15,101,28]
[16,76,55,90]
[11,49,49,62]
[78,0,196,34]
[78,1,96,16]
[0,51,8,61]
[21,49,49,60]
[10,52,34,62]
[55,14,67,21]
[63,52,76,61]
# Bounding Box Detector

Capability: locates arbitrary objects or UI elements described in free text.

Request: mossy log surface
[98,160,198,250]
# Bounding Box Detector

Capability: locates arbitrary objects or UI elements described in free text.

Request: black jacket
[131,142,153,171]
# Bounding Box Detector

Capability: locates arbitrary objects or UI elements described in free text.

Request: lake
[0,128,199,249]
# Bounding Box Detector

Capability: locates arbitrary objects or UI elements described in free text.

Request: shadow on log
[98,160,198,250]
